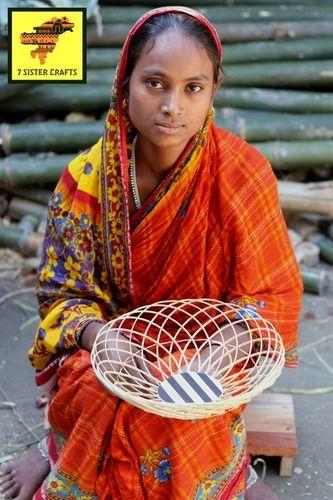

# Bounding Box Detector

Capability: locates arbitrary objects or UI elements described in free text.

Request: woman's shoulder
[49,137,103,217]
[210,123,273,179]
[66,138,102,189]
[56,138,103,201]
[210,123,277,188]
[209,123,278,204]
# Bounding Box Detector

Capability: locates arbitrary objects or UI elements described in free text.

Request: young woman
[0,6,302,499]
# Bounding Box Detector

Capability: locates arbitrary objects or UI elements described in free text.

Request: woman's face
[127,29,220,150]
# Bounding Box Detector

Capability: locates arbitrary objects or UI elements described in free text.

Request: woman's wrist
[79,321,105,352]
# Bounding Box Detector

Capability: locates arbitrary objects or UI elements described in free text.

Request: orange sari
[30,7,302,499]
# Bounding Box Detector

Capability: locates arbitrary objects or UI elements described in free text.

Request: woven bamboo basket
[91,298,285,420]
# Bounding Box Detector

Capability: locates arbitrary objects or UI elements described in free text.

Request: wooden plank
[278,180,333,216]
[280,457,294,477]
[243,392,297,458]
[246,431,297,457]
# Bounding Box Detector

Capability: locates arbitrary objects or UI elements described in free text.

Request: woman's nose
[161,92,183,118]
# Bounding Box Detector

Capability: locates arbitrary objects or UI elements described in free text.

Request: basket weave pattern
[91,299,285,420]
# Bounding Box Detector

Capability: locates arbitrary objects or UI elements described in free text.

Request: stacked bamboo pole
[0,0,332,292]
[2,114,333,157]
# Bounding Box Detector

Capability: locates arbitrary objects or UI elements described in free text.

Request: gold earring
[122,98,128,109]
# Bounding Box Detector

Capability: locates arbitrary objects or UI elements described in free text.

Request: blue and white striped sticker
[158,372,223,404]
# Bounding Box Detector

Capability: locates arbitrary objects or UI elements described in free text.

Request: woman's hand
[189,323,251,374]
[81,323,154,388]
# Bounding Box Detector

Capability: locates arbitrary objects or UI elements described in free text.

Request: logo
[8,8,86,83]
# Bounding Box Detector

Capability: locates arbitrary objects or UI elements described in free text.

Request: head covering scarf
[101,6,222,306]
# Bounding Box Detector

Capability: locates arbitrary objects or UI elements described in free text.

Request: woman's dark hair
[123,13,222,90]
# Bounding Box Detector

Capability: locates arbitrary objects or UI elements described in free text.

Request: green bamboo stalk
[1,186,52,205]
[224,60,333,88]
[253,140,333,170]
[0,76,34,100]
[214,108,333,142]
[87,48,121,68]
[8,197,47,222]
[309,234,333,264]
[219,21,333,43]
[301,267,329,295]
[0,154,74,187]
[0,121,103,155]
[216,88,333,113]
[87,21,333,46]
[98,6,333,24]
[18,214,40,232]
[0,224,43,257]
[222,37,333,64]
[0,83,111,113]
[87,23,130,46]
[87,21,333,47]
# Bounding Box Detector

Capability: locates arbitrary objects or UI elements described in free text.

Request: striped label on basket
[158,372,223,404]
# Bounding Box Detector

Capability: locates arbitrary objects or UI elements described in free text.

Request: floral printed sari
[30,6,302,499]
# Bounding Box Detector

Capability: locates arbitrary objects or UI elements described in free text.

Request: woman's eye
[146,80,163,89]
[187,84,202,93]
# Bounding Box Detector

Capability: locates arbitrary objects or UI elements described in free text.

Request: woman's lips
[155,123,184,135]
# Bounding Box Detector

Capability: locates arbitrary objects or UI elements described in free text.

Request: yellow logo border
[8,7,87,84]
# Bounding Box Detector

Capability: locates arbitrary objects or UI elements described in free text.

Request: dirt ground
[0,273,333,499]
